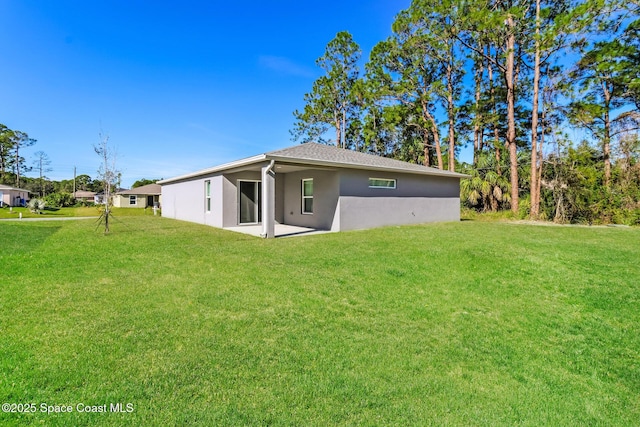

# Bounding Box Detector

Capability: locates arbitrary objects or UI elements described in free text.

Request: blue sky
[0,0,414,187]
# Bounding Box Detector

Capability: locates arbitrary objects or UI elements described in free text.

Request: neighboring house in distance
[95,188,128,205]
[159,142,468,238]
[0,184,30,207]
[113,184,161,208]
[73,190,97,204]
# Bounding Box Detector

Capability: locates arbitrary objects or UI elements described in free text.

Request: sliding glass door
[239,181,261,224]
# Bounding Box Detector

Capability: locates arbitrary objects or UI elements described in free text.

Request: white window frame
[205,180,211,213]
[129,195,137,205]
[302,178,313,215]
[368,178,397,189]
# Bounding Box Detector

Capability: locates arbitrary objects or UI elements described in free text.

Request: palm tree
[460,152,511,212]
[27,198,46,214]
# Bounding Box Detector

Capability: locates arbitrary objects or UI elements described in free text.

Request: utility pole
[73,166,76,196]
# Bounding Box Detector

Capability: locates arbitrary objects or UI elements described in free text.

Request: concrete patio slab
[224,224,332,238]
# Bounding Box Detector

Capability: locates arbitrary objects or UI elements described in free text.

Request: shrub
[44,192,76,208]
[27,198,46,214]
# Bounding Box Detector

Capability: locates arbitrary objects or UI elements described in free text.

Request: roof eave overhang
[266,155,470,178]
[159,153,470,185]
[117,192,162,195]
[158,154,268,185]
[0,187,30,193]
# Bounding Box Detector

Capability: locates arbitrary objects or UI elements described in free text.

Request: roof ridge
[160,142,468,185]
[266,142,468,178]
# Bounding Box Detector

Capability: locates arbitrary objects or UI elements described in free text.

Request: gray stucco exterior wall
[282,170,339,230]
[338,196,460,231]
[275,175,285,224]
[336,170,461,231]
[339,169,460,198]
[161,175,224,227]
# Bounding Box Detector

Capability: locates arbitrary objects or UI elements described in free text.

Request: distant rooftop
[0,184,30,192]
[117,183,162,195]
[73,190,96,198]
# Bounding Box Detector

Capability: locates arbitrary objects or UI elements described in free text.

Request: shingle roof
[73,190,96,198]
[266,143,467,178]
[159,142,468,184]
[0,184,30,192]
[117,183,161,195]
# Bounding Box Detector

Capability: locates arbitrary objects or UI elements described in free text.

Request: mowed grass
[0,206,159,219]
[0,217,638,426]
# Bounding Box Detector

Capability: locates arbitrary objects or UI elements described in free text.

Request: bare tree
[94,132,119,233]
[32,151,52,197]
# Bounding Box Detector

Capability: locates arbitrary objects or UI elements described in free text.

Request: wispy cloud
[258,55,316,78]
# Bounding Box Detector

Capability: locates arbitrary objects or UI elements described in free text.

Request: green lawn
[0,206,160,219]
[1,217,638,426]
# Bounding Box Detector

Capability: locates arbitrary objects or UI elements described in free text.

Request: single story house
[0,184,30,207]
[159,143,468,238]
[113,184,161,208]
[95,188,126,205]
[73,190,97,204]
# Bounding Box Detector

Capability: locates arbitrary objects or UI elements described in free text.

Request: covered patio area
[224,224,331,238]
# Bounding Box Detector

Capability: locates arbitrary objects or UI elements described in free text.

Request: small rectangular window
[302,178,313,214]
[129,195,136,205]
[205,180,211,213]
[369,178,396,189]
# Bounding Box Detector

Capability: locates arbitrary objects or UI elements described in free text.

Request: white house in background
[158,142,468,238]
[113,184,162,208]
[0,184,30,207]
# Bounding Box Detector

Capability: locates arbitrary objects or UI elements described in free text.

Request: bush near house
[43,192,76,208]
[26,198,46,214]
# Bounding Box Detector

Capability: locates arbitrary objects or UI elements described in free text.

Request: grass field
[1,217,638,426]
[0,206,159,219]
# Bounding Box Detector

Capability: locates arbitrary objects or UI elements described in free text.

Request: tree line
[292,0,640,224]
[1,122,160,208]
[0,124,37,188]
[0,123,60,200]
